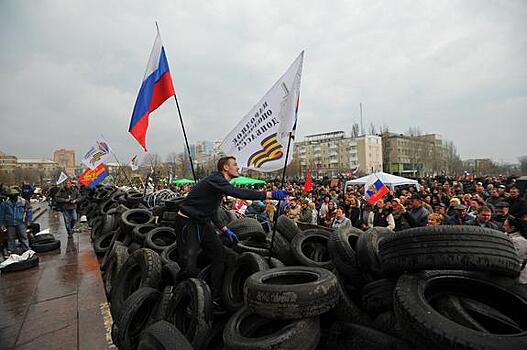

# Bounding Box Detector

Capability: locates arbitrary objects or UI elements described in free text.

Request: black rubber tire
[90,216,104,241]
[125,191,144,208]
[100,241,122,272]
[356,227,392,280]
[325,322,410,350]
[133,223,158,244]
[268,231,297,265]
[110,248,163,319]
[276,215,302,242]
[31,239,61,253]
[201,315,229,350]
[361,278,397,316]
[0,255,39,273]
[267,257,285,268]
[93,230,114,256]
[233,240,270,256]
[245,266,339,320]
[329,273,372,326]
[432,296,489,332]
[460,297,523,333]
[164,278,213,350]
[223,307,320,350]
[145,227,177,253]
[214,207,234,228]
[104,244,129,299]
[160,244,179,265]
[228,217,267,242]
[138,320,193,350]
[127,241,142,254]
[379,226,522,277]
[222,252,269,312]
[31,233,56,244]
[161,262,181,287]
[371,311,403,338]
[151,285,175,322]
[291,230,333,269]
[120,209,154,236]
[394,270,527,349]
[327,226,365,288]
[116,287,161,350]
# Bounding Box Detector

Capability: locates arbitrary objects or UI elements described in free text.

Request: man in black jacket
[55,180,82,238]
[175,156,286,306]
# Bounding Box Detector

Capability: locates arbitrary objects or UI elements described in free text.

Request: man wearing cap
[494,201,510,230]
[446,204,475,225]
[401,194,429,227]
[0,187,32,254]
[486,188,503,209]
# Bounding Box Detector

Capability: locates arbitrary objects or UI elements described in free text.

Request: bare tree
[406,127,423,137]
[368,122,377,135]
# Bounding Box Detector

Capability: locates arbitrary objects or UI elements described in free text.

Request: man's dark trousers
[174,214,225,299]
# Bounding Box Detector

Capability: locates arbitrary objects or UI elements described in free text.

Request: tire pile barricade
[81,185,527,350]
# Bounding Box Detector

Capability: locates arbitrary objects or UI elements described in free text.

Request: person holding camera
[55,180,81,238]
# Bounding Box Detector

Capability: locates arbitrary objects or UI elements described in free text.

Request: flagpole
[100,134,134,187]
[155,21,197,182]
[267,131,294,262]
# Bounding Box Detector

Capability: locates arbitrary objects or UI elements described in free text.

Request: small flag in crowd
[129,155,139,171]
[365,177,389,205]
[352,165,360,175]
[56,172,68,185]
[129,29,175,151]
[78,164,109,189]
[303,168,312,193]
[81,141,111,170]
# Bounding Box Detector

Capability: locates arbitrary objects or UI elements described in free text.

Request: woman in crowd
[503,216,527,284]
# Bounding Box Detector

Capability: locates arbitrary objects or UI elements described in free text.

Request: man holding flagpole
[175,156,286,308]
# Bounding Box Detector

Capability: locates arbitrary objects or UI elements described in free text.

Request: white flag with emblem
[81,141,111,170]
[220,51,304,172]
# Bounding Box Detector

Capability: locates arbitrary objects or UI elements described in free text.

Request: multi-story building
[0,151,18,173]
[17,159,60,178]
[53,149,76,177]
[293,131,360,178]
[382,133,446,177]
[356,135,383,174]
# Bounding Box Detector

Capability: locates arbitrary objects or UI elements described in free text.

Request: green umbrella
[230,176,267,186]
[172,178,196,185]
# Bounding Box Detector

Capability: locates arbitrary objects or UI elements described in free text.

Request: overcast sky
[1,0,525,165]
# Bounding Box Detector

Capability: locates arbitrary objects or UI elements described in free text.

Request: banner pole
[267,131,294,262]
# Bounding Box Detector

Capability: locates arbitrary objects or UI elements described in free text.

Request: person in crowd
[285,198,302,222]
[497,184,508,199]
[471,206,500,230]
[427,213,444,226]
[20,181,34,202]
[474,181,489,200]
[367,199,395,230]
[47,184,60,210]
[401,194,429,227]
[447,197,461,217]
[318,195,331,224]
[508,185,527,217]
[391,198,411,231]
[346,196,362,228]
[486,188,503,209]
[332,206,352,231]
[446,204,475,225]
[323,201,337,227]
[494,201,510,230]
[308,202,318,224]
[174,156,286,308]
[503,216,527,284]
[54,180,82,238]
[245,200,269,222]
[298,199,314,223]
[422,195,433,213]
[265,200,276,223]
[0,187,31,254]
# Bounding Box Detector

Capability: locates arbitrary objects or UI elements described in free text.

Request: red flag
[303,169,312,193]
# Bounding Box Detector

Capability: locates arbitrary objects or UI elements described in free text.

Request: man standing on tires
[175,156,286,307]
[55,180,81,238]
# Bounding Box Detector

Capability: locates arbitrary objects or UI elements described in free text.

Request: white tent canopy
[345,172,419,191]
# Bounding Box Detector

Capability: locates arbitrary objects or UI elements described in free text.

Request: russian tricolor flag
[365,178,389,205]
[129,31,175,151]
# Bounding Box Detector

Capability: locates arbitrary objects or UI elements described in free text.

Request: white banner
[129,155,139,171]
[81,141,111,170]
[220,51,304,172]
[56,172,68,185]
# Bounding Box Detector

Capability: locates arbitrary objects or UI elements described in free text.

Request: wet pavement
[0,204,111,349]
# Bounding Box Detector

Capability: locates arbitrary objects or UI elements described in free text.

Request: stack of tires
[30,233,61,253]
[80,188,527,349]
